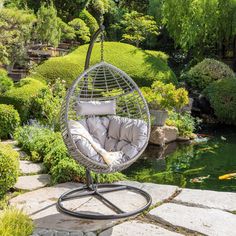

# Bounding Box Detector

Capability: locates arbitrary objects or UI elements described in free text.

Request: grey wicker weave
[60,61,151,173]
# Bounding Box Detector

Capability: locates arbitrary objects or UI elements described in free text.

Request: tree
[162,0,236,58]
[68,18,90,43]
[36,2,61,47]
[0,7,36,67]
[4,0,90,22]
[58,18,76,42]
[120,11,159,47]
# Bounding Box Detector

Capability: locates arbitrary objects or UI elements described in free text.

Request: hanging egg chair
[57,26,152,220]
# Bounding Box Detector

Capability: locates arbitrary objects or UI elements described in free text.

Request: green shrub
[141,81,189,111]
[182,58,235,92]
[14,125,62,162]
[33,42,177,87]
[0,104,20,139]
[204,78,236,124]
[0,78,46,122]
[32,79,66,130]
[79,9,99,35]
[166,111,199,137]
[0,69,13,93]
[0,144,19,197]
[0,208,34,236]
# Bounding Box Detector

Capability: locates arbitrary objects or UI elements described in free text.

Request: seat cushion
[69,116,148,164]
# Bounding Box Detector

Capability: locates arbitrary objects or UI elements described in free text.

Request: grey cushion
[69,115,148,164]
[77,100,116,116]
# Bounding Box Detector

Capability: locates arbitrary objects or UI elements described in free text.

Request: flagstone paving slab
[118,181,179,205]
[14,174,51,191]
[20,160,45,175]
[99,220,184,236]
[149,203,236,236]
[173,188,236,212]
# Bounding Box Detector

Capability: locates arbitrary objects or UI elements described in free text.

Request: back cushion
[77,100,116,116]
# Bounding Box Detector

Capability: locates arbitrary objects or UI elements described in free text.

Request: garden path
[3,140,236,236]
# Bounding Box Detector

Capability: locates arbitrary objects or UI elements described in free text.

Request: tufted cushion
[70,116,148,164]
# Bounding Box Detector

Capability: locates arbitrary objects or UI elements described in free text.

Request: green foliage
[0,78,46,122]
[58,18,76,41]
[0,208,34,236]
[120,11,159,47]
[14,125,62,162]
[141,81,189,111]
[166,111,199,137]
[204,78,236,125]
[32,79,66,130]
[33,42,177,87]
[162,0,236,56]
[50,157,86,184]
[79,9,99,35]
[0,104,20,139]
[182,59,235,92]
[0,8,36,66]
[0,144,19,197]
[0,69,13,93]
[36,2,61,47]
[68,18,90,43]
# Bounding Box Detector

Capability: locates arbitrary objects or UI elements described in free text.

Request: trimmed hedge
[0,78,46,122]
[0,144,19,197]
[0,104,20,139]
[33,42,177,87]
[204,78,236,125]
[182,58,235,92]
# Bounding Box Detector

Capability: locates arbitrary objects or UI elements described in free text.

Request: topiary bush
[33,42,177,87]
[0,78,46,122]
[0,104,20,139]
[0,144,19,197]
[0,69,13,94]
[0,208,34,236]
[182,58,235,92]
[204,78,236,125]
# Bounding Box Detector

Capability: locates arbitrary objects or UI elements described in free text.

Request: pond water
[124,124,236,192]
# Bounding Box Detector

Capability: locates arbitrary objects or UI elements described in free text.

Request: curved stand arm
[84,25,105,70]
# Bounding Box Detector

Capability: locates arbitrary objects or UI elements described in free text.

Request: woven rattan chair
[57,26,152,220]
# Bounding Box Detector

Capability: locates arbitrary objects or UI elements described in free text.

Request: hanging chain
[100,29,104,61]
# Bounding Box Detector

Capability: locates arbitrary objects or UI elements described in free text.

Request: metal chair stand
[57,170,152,220]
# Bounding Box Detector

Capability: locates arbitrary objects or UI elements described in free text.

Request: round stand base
[57,183,152,220]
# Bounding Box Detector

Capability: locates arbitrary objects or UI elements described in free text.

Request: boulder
[149,125,178,146]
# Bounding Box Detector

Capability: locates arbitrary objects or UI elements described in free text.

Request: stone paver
[118,181,179,206]
[173,188,236,212]
[149,203,236,236]
[0,139,18,145]
[20,160,45,175]
[99,220,183,236]
[14,174,51,191]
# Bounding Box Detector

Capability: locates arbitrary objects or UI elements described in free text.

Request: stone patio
[9,181,236,236]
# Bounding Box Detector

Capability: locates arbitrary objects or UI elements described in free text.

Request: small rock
[56,231,70,236]
[0,139,18,145]
[150,125,178,146]
[99,220,183,236]
[84,233,96,236]
[20,160,45,175]
[70,232,84,236]
[149,203,236,236]
[14,174,51,191]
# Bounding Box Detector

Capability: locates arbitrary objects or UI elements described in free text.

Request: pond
[124,124,236,192]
